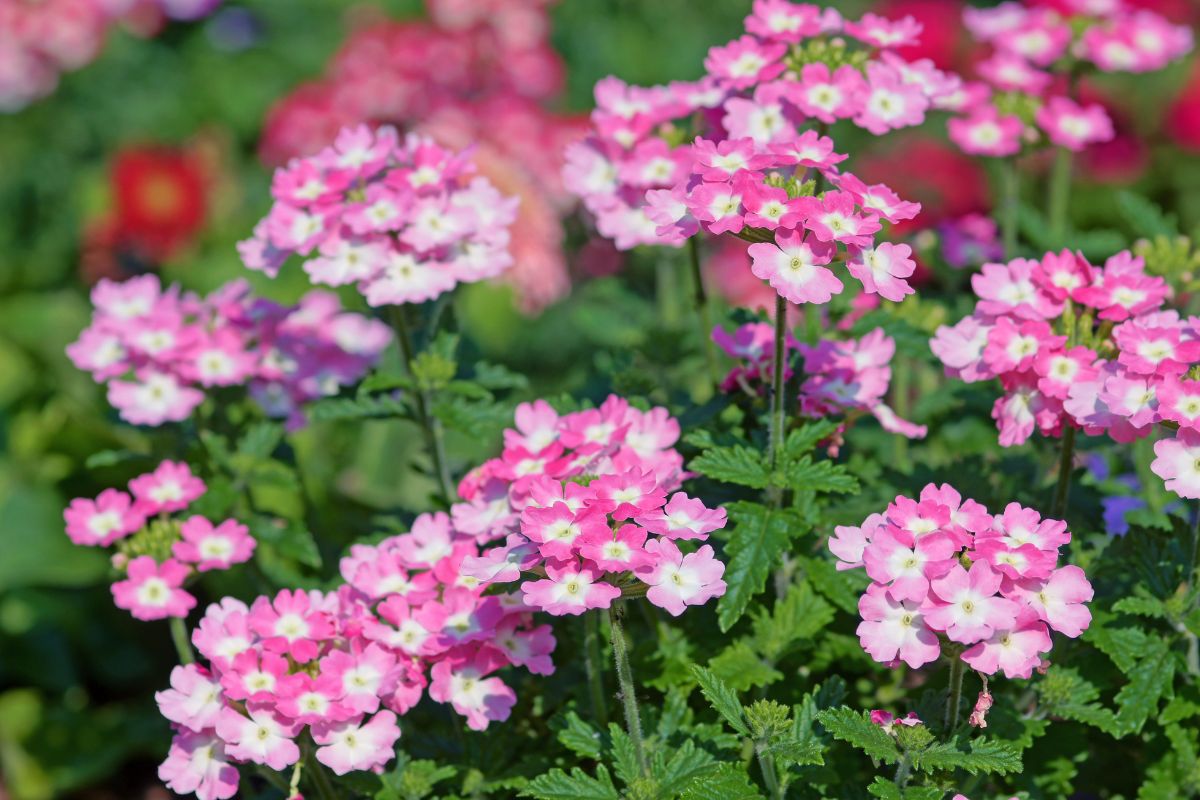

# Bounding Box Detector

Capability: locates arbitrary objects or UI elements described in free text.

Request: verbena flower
[831,483,1093,678]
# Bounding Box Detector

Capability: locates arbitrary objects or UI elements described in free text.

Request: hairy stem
[388,305,454,505]
[767,294,788,481]
[583,611,609,728]
[894,752,913,789]
[169,616,194,665]
[1051,426,1077,519]
[945,656,965,732]
[608,602,649,776]
[688,237,721,391]
[755,743,784,800]
[1047,147,1073,245]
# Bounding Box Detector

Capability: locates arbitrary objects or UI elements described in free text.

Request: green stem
[891,355,911,468]
[1051,426,1077,519]
[1002,158,1020,257]
[1186,502,1200,676]
[1047,147,1073,245]
[688,237,721,390]
[388,305,455,505]
[755,743,784,800]
[608,602,649,776]
[767,294,789,479]
[288,758,304,798]
[894,752,913,789]
[656,257,682,329]
[945,656,965,732]
[307,751,338,800]
[169,616,194,665]
[583,611,609,728]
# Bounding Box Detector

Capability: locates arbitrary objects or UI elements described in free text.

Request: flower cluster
[239,124,518,308]
[713,323,926,440]
[564,1,961,260]
[157,591,404,799]
[0,0,224,112]
[66,274,391,427]
[63,460,254,621]
[259,2,587,312]
[830,483,1093,678]
[948,2,1192,157]
[928,248,1200,500]
[452,396,728,617]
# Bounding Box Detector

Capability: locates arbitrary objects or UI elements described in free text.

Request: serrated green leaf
[678,763,764,800]
[1085,624,1149,673]
[689,445,771,489]
[521,765,619,800]
[867,777,902,800]
[654,740,719,798]
[608,724,641,786]
[236,421,284,459]
[799,555,863,614]
[815,707,901,764]
[307,395,408,421]
[708,641,783,691]
[692,665,750,737]
[716,503,802,630]
[751,582,834,662]
[1112,595,1167,619]
[783,420,841,456]
[1113,637,1175,737]
[765,738,824,767]
[1117,191,1178,237]
[910,737,1022,775]
[554,711,603,760]
[782,456,859,494]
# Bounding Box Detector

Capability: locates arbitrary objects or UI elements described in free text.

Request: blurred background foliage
[0,0,1198,797]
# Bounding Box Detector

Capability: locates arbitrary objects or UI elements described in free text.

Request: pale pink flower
[158,730,239,800]
[111,556,195,621]
[748,229,840,305]
[216,704,301,770]
[64,489,145,547]
[925,563,1019,644]
[155,664,224,733]
[520,561,621,616]
[637,539,726,617]
[856,583,940,669]
[312,711,401,775]
[1152,428,1200,499]
[173,517,256,572]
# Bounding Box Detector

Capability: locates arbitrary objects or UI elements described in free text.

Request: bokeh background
[1,0,1199,796]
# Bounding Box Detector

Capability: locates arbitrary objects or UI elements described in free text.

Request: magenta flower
[129,460,206,513]
[64,488,145,547]
[428,646,517,731]
[174,517,256,572]
[249,589,335,663]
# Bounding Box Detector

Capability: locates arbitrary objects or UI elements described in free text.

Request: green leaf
[654,740,720,798]
[765,738,824,767]
[691,666,750,737]
[717,502,803,631]
[1117,191,1178,237]
[521,766,619,800]
[783,420,841,457]
[1113,636,1176,737]
[250,516,322,568]
[307,395,408,421]
[799,555,863,615]
[689,445,770,489]
[1112,595,1167,619]
[708,642,783,692]
[750,582,834,661]
[1085,624,1148,673]
[815,707,901,764]
[781,456,859,494]
[236,421,284,459]
[867,778,902,800]
[608,724,641,787]
[1037,666,1116,733]
[678,763,764,800]
[910,737,1023,775]
[554,711,603,760]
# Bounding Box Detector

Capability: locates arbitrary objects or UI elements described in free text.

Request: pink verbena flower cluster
[259,2,586,313]
[451,396,728,617]
[928,249,1200,500]
[66,274,391,427]
[564,1,962,254]
[948,2,1192,157]
[63,460,254,621]
[157,590,404,799]
[829,483,1093,678]
[239,124,518,308]
[0,0,223,112]
[713,323,926,440]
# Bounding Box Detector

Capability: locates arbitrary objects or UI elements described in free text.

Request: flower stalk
[608,602,649,776]
[1051,426,1077,519]
[583,611,609,728]
[169,615,194,665]
[388,305,455,505]
[689,236,721,389]
[944,655,966,732]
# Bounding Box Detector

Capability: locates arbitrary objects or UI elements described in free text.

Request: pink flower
[703,35,786,89]
[636,493,727,540]
[689,180,746,235]
[961,612,1052,679]
[276,672,348,725]
[862,527,957,603]
[578,524,653,572]
[428,646,517,730]
[128,460,206,513]
[1007,565,1094,638]
[589,470,667,520]
[788,63,866,123]
[216,704,301,770]
[64,488,145,547]
[521,561,621,616]
[797,190,882,247]
[1037,97,1115,152]
[829,514,885,571]
[846,242,916,302]
[972,259,1061,320]
[173,517,256,572]
[320,644,398,715]
[1152,428,1200,499]
[1157,376,1200,431]
[854,62,929,135]
[111,556,195,621]
[158,730,239,800]
[745,0,823,42]
[748,229,840,305]
[1034,346,1099,400]
[312,711,401,775]
[637,539,726,616]
[845,12,923,49]
[155,664,224,732]
[856,583,941,669]
[249,589,334,662]
[983,318,1063,374]
[925,563,1019,644]
[220,649,290,702]
[948,108,1024,157]
[931,317,995,384]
